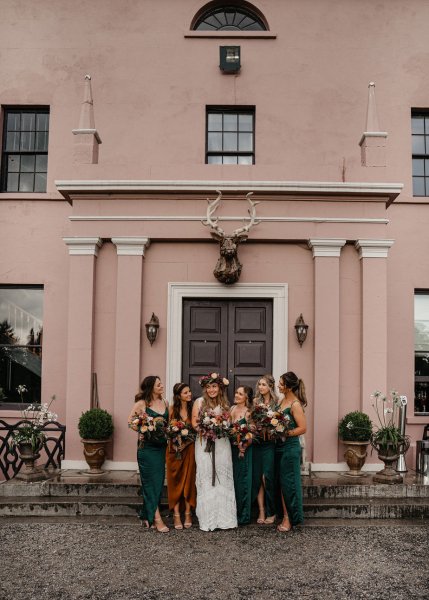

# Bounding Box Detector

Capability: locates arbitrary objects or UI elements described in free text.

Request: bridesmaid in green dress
[128,375,169,533]
[230,385,254,525]
[252,374,279,524]
[275,371,307,532]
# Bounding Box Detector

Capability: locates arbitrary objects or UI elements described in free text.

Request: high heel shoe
[277,519,292,533]
[173,513,183,530]
[184,512,193,529]
[154,517,169,533]
[264,515,276,525]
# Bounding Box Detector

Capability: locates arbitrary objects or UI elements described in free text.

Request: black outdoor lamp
[294,314,309,347]
[145,313,160,346]
[220,46,241,73]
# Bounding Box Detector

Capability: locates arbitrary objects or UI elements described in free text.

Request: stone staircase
[0,470,428,520]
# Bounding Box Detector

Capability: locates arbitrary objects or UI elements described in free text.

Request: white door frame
[166,283,288,397]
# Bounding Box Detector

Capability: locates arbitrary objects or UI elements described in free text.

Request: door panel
[183,299,272,403]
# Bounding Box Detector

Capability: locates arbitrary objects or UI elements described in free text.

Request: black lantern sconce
[220,46,241,73]
[145,313,159,346]
[294,314,309,347]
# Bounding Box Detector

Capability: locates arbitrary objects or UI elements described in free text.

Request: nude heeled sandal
[184,512,193,529]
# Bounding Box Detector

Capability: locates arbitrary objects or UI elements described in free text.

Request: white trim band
[72,128,102,144]
[61,460,138,471]
[69,215,390,224]
[63,237,103,256]
[112,237,151,256]
[355,239,394,259]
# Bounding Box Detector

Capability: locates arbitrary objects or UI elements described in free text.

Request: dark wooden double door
[182,299,273,403]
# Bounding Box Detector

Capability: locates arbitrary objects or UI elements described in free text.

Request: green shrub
[78,408,114,440]
[338,411,372,442]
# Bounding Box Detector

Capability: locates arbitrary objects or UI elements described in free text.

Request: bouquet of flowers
[9,388,58,452]
[165,418,197,459]
[251,403,293,442]
[229,421,255,458]
[128,412,167,448]
[197,409,230,453]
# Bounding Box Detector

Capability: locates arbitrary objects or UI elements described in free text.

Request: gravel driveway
[1,519,428,600]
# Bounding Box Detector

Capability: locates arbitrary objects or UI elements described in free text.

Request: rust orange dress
[166,421,197,511]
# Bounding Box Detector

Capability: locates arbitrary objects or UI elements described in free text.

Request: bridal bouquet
[166,419,196,459]
[197,409,230,453]
[229,421,255,458]
[128,412,167,448]
[251,403,292,442]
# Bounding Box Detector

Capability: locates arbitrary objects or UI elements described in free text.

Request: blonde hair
[201,387,230,412]
[254,374,278,409]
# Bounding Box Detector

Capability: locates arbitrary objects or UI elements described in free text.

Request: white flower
[203,416,211,425]
[222,420,228,427]
[267,410,274,417]
[346,421,353,429]
[182,428,189,436]
[384,408,393,414]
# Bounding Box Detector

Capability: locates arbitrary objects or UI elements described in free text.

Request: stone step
[302,482,429,499]
[1,494,428,519]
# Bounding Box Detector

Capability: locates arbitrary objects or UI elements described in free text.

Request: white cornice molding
[355,239,394,259]
[72,128,102,144]
[55,179,403,201]
[69,215,389,224]
[111,237,151,256]
[308,239,346,258]
[63,237,103,256]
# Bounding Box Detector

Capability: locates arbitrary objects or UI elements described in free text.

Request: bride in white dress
[191,373,237,531]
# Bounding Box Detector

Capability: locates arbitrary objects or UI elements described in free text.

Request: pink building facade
[1,0,428,471]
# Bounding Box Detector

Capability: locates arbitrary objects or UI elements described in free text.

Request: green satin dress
[275,406,304,526]
[251,439,276,518]
[231,417,253,525]
[136,405,168,525]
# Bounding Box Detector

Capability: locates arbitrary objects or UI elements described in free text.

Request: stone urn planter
[371,439,410,484]
[341,440,370,477]
[338,411,373,477]
[78,408,114,475]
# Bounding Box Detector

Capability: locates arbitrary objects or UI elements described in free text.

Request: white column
[355,239,394,417]
[63,237,102,460]
[308,239,346,464]
[111,237,150,461]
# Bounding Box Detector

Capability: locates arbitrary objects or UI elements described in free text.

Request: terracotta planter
[81,439,110,474]
[341,440,370,477]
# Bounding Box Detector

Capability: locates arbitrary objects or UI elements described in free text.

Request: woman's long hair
[254,374,278,409]
[239,385,254,410]
[201,384,230,412]
[171,382,193,421]
[281,371,307,408]
[135,375,160,406]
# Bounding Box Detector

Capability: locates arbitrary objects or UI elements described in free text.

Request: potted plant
[370,390,410,484]
[338,411,372,477]
[78,408,114,474]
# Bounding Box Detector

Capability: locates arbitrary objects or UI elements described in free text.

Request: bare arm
[128,400,146,425]
[289,401,306,437]
[191,398,202,429]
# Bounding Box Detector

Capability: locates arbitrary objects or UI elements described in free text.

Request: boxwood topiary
[78,408,114,440]
[338,411,372,442]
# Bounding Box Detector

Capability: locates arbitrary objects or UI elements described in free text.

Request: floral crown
[199,372,229,388]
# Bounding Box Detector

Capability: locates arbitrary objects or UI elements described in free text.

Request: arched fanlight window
[193,3,267,31]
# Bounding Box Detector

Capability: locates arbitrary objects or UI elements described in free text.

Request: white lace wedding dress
[195,402,238,531]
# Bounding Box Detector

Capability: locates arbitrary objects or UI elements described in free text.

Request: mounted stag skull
[202,190,260,285]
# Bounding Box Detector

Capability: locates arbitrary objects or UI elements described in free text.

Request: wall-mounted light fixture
[145,313,159,346]
[294,314,309,347]
[220,46,241,73]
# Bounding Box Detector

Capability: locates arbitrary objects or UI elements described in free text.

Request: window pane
[413,176,426,196]
[207,155,222,164]
[223,132,237,151]
[21,113,35,131]
[224,114,237,131]
[35,155,48,172]
[238,114,253,132]
[21,154,35,173]
[208,114,222,131]
[19,173,34,192]
[223,155,238,164]
[239,132,253,151]
[413,158,425,176]
[34,173,47,192]
[35,132,48,151]
[7,155,20,173]
[412,135,425,154]
[5,132,20,152]
[208,132,222,151]
[6,173,19,192]
[0,287,43,342]
[6,113,21,131]
[36,113,49,132]
[412,116,425,134]
[238,155,253,165]
[20,131,35,151]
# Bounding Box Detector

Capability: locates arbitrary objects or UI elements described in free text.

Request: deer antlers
[202,190,261,240]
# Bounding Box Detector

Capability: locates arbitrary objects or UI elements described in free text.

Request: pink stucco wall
[1,0,429,468]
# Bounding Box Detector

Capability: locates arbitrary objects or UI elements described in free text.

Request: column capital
[63,237,103,256]
[308,239,346,258]
[111,237,151,256]
[355,239,394,259]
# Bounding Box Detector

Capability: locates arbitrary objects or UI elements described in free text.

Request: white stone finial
[365,81,380,132]
[84,74,91,80]
[78,74,95,130]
